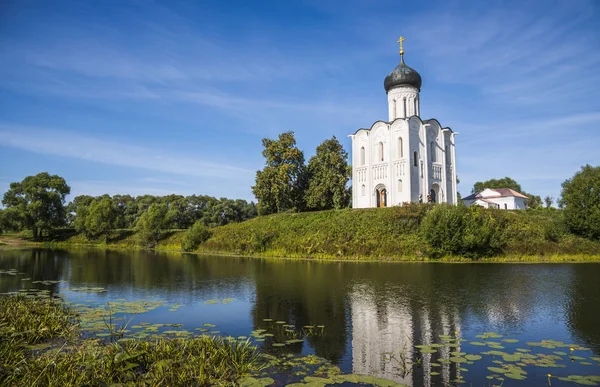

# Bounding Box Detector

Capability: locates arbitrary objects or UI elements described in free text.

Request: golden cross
[398,36,405,56]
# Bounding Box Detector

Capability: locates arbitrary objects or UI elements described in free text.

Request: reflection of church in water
[350,37,458,208]
[350,284,463,387]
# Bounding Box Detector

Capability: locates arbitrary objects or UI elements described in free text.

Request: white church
[350,38,458,208]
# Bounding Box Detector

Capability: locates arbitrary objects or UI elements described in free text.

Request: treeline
[69,194,257,232]
[0,172,257,242]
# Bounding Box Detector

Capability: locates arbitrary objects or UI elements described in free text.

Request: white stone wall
[387,85,420,121]
[350,79,457,208]
[351,116,457,208]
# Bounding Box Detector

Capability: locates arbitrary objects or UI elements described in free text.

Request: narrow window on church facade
[445,145,450,164]
[398,137,403,158]
[379,142,384,162]
[360,146,365,166]
[398,179,402,192]
[361,184,366,196]
[430,142,436,162]
[413,151,418,167]
[403,98,407,118]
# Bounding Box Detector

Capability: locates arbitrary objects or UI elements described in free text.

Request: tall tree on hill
[252,131,308,215]
[559,165,600,240]
[305,136,351,210]
[471,176,542,209]
[1,172,71,240]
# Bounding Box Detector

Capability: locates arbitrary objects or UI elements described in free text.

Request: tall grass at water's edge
[0,295,266,387]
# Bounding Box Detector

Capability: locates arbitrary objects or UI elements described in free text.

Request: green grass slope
[197,205,600,261]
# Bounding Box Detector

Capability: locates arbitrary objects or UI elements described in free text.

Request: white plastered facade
[350,85,458,208]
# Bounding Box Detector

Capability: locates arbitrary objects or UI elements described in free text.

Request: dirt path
[0,235,38,247]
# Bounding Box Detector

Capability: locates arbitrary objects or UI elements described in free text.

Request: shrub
[181,221,212,252]
[421,205,508,258]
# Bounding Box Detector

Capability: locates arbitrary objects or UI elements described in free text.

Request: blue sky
[1,0,599,203]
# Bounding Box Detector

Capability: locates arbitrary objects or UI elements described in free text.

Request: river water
[1,248,599,386]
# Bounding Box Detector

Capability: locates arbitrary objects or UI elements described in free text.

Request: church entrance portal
[429,183,442,203]
[376,187,387,208]
[429,188,436,203]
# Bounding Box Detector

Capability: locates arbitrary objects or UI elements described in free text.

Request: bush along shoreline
[3,204,600,262]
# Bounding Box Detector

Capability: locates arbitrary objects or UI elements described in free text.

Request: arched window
[414,98,417,115]
[398,137,403,158]
[379,142,384,162]
[413,151,418,167]
[398,179,403,192]
[430,142,436,162]
[360,146,365,166]
[403,97,407,118]
[392,99,396,119]
[361,184,366,196]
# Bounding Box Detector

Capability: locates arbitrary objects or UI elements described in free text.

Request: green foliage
[135,203,171,247]
[0,295,265,387]
[472,177,522,193]
[67,194,256,231]
[560,165,600,240]
[421,205,511,258]
[471,176,542,209]
[0,295,77,345]
[197,203,597,260]
[305,136,351,210]
[0,209,7,234]
[252,131,308,215]
[74,197,118,240]
[1,172,71,240]
[181,221,212,252]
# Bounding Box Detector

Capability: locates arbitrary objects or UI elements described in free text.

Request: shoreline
[2,235,600,264]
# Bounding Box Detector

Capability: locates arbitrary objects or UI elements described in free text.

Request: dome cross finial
[398,36,405,57]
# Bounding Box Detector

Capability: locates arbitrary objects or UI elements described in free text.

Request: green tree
[66,195,94,227]
[76,197,118,239]
[135,203,171,247]
[544,195,554,208]
[559,165,600,240]
[0,209,6,234]
[1,172,70,240]
[305,137,351,210]
[252,131,307,215]
[181,221,212,252]
[472,177,522,193]
[471,176,542,209]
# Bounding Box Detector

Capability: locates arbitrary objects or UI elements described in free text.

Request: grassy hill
[195,205,600,261]
[4,204,600,261]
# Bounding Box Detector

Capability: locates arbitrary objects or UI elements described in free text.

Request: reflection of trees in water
[3,249,597,376]
[65,250,254,296]
[567,264,600,354]
[0,249,66,295]
[251,260,348,362]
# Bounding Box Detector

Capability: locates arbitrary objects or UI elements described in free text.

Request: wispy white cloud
[0,124,254,180]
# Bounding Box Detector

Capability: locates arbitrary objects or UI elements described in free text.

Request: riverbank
[2,206,600,262]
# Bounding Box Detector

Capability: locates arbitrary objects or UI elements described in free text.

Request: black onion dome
[384,56,422,92]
